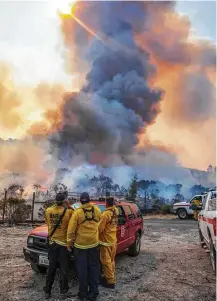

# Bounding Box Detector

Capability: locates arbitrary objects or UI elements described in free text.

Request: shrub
[160,204,172,214]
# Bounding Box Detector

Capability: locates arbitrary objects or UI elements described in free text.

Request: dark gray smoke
[51,1,163,168]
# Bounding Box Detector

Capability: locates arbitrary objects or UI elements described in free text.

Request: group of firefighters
[43,191,118,301]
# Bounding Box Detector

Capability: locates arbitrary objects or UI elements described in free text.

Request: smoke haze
[0,1,216,191]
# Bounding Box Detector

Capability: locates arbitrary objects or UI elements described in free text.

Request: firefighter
[43,192,73,300]
[99,197,119,289]
[67,192,101,301]
[192,198,201,220]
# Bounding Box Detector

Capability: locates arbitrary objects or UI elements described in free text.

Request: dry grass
[143,213,176,220]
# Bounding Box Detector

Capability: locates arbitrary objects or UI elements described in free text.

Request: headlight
[27,236,34,245]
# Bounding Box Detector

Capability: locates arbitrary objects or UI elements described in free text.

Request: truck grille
[32,236,48,251]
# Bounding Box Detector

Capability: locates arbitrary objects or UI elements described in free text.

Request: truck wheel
[177,208,188,219]
[128,232,141,257]
[31,263,47,274]
[209,238,216,274]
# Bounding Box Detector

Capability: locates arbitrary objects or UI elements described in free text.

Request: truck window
[117,206,126,225]
[123,205,136,220]
[208,192,217,211]
[130,203,142,218]
[202,195,208,210]
[117,206,125,217]
[211,192,216,199]
[208,199,216,211]
[191,196,202,203]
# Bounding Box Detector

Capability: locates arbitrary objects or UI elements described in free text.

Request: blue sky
[176,1,216,42]
[0,1,216,85]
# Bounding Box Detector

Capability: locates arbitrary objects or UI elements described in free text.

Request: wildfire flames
[0,1,216,190]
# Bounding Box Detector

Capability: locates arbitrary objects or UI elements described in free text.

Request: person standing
[43,192,73,299]
[99,197,118,289]
[67,192,101,301]
[192,198,201,220]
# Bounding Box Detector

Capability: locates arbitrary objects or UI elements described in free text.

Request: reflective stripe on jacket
[99,206,118,246]
[45,205,73,246]
[67,203,101,249]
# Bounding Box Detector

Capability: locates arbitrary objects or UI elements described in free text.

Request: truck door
[122,205,137,246]
[201,192,216,243]
[189,195,202,215]
[199,195,209,241]
[116,205,129,254]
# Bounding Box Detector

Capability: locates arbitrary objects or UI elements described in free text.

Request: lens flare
[56,0,76,15]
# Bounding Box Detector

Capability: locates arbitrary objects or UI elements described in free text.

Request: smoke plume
[52,1,164,169]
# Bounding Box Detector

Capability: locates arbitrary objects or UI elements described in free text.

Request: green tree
[127,174,138,202]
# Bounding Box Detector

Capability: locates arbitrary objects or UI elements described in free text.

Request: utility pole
[2,189,7,222]
[144,190,147,213]
[31,192,35,224]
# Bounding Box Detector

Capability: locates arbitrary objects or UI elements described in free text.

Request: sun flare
[55,0,77,15]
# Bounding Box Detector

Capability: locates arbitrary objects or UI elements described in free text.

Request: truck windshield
[72,202,106,213]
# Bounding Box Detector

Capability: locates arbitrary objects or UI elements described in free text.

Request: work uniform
[99,206,119,285]
[44,204,73,295]
[192,199,201,220]
[67,203,101,300]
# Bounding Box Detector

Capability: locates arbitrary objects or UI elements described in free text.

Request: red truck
[23,199,144,273]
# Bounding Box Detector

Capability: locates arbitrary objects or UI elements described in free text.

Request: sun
[55,0,77,15]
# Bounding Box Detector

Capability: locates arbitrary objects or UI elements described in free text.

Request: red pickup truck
[23,200,144,273]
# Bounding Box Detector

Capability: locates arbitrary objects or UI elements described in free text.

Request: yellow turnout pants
[194,210,199,220]
[100,245,116,284]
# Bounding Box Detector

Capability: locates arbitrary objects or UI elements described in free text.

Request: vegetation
[38,200,55,220]
[127,174,138,202]
[160,204,172,214]
[4,198,31,225]
[1,163,215,221]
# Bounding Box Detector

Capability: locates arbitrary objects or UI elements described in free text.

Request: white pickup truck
[172,194,206,219]
[198,188,216,273]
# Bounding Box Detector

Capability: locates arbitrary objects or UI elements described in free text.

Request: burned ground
[0,218,215,301]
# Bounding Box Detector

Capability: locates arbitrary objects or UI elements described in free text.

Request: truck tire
[177,208,188,219]
[128,232,141,257]
[31,263,47,274]
[209,238,216,274]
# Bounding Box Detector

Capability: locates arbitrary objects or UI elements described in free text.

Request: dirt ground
[0,218,216,301]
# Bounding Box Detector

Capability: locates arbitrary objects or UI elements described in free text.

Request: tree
[119,186,128,197]
[90,175,113,196]
[7,184,25,199]
[38,200,54,220]
[189,184,208,196]
[127,174,138,202]
[53,183,67,194]
[172,193,185,204]
[5,198,31,225]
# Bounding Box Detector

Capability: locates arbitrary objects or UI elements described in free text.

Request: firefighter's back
[73,203,101,249]
[45,205,73,246]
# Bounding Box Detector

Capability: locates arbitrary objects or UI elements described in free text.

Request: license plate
[39,255,49,266]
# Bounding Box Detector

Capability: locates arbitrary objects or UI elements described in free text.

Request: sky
[176,1,216,42]
[0,0,216,86]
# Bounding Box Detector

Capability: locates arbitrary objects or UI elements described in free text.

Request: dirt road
[0,219,216,301]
